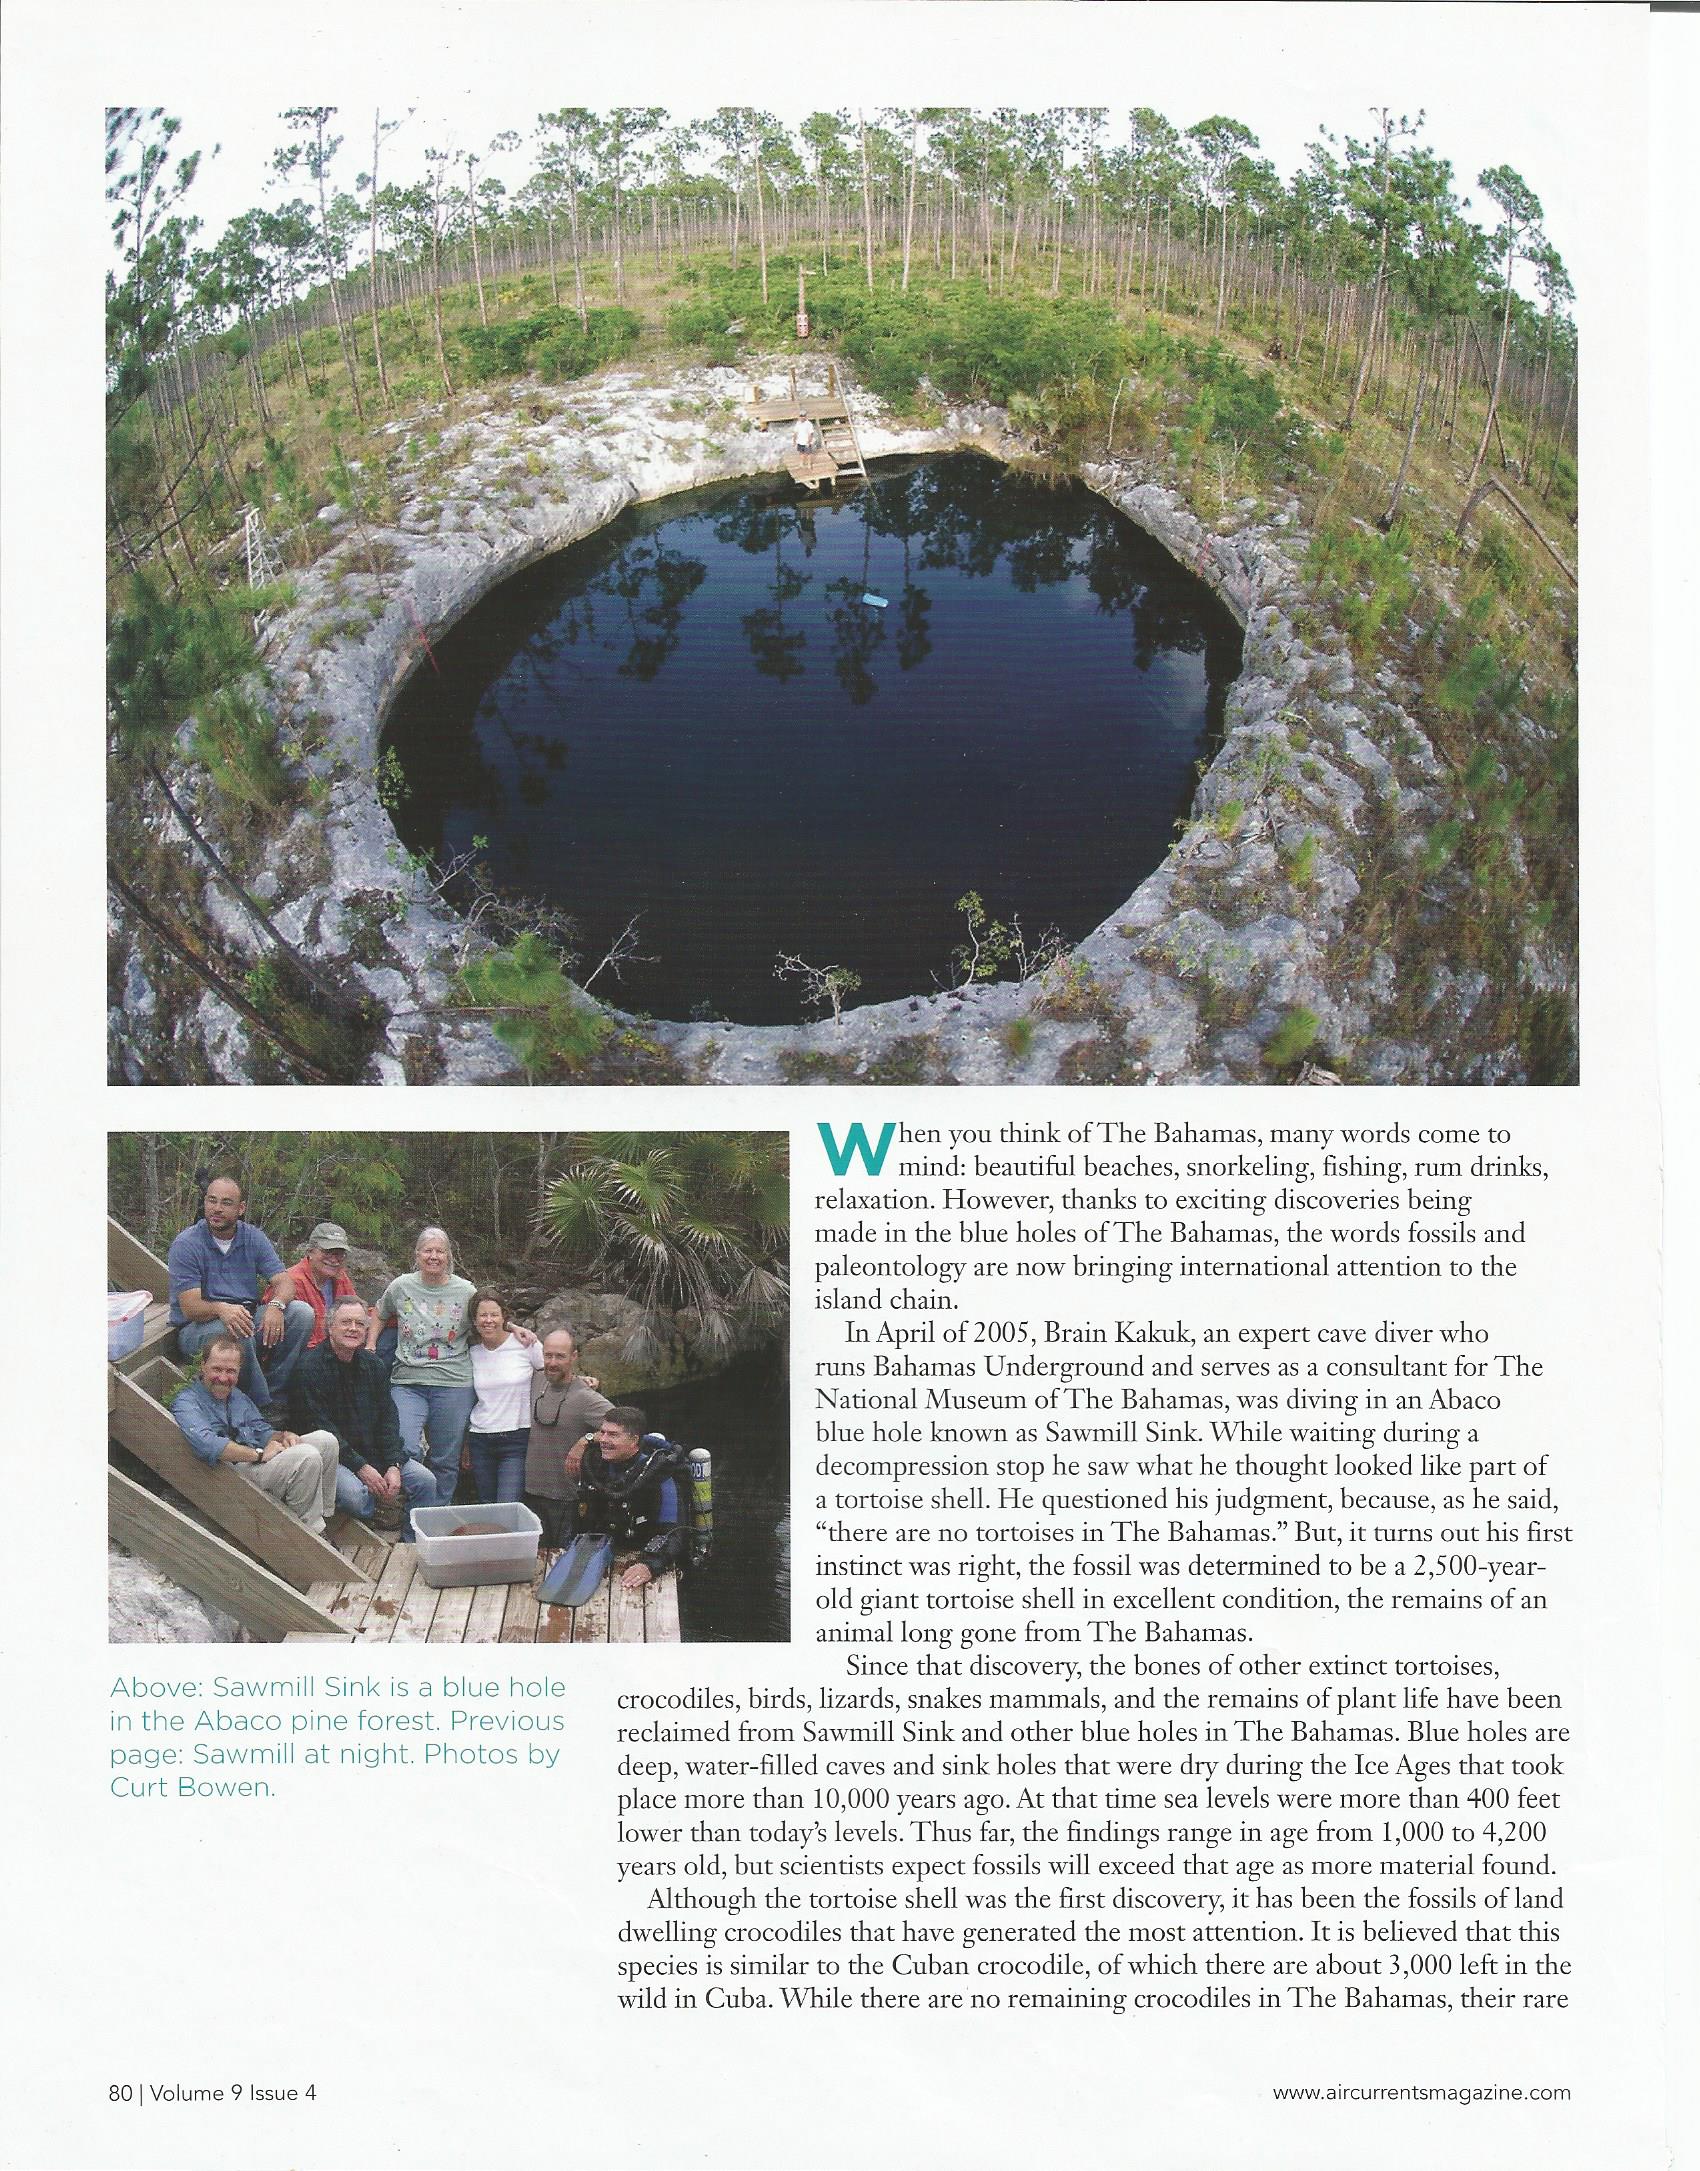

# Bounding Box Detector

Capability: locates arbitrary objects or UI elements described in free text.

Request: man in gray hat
[283,1222,368,1354]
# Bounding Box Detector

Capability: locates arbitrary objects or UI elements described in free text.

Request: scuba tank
[687,1448,714,1568]
[635,1435,714,1569]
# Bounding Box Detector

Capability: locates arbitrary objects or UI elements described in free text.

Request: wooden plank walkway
[289,1520,681,1645]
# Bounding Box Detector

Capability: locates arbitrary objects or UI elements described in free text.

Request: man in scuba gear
[571,1407,691,1591]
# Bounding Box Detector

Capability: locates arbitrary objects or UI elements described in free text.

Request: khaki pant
[237,1430,339,1534]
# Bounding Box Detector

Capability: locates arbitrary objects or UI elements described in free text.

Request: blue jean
[178,1302,314,1411]
[391,1382,476,1509]
[469,1428,529,1504]
[335,1457,438,1542]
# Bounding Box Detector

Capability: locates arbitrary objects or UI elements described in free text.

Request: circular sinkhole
[382,453,1244,1025]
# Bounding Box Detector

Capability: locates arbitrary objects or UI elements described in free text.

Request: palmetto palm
[539,1132,788,1362]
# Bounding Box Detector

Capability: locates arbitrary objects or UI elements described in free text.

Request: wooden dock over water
[751,363,868,490]
[107,1217,679,1645]
[292,1518,679,1645]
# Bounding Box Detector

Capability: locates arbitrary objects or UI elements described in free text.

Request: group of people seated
[163,1178,690,1591]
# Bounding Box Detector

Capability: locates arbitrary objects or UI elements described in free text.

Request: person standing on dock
[370,1227,478,1510]
[524,1328,611,1548]
[467,1291,543,1505]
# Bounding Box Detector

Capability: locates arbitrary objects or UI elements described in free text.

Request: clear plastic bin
[108,1291,151,1362]
[410,1502,542,1588]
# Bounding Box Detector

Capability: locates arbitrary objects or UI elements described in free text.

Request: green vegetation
[1263,1006,1321,1069]
[455,932,611,1078]
[459,304,641,384]
[109,1129,789,1356]
[1306,517,1416,661]
[540,1132,789,1357]
[952,890,1066,990]
[105,97,1578,1082]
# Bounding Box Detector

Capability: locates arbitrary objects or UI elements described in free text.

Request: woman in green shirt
[372,1227,478,1509]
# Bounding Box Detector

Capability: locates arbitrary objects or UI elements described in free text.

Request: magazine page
[0,3,1688,2168]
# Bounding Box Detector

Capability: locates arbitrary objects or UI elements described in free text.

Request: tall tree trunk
[611,138,626,304]
[1465,240,1518,498]
[1543,370,1575,503]
[369,112,393,410]
[468,176,488,326]
[754,148,769,304]
[900,116,919,292]
[1213,202,1229,333]
[308,123,365,422]
[1382,328,1434,528]
[859,113,875,292]
[429,225,453,395]
[569,176,588,331]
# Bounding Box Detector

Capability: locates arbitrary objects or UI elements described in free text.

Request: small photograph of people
[108,1132,790,1646]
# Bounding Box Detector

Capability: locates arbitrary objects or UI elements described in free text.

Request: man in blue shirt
[167,1176,314,1416]
[171,1336,340,1534]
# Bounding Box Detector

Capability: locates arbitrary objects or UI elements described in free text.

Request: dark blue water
[639,1352,789,1645]
[383,454,1241,1024]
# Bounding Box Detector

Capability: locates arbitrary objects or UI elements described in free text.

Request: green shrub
[1000,1015,1037,1062]
[1306,517,1415,660]
[1263,1006,1320,1069]
[456,933,609,1077]
[458,306,640,386]
[1420,819,1465,874]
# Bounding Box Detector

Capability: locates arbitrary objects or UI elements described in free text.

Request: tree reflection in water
[381,454,1242,1024]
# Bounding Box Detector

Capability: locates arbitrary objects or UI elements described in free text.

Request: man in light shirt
[171,1335,339,1535]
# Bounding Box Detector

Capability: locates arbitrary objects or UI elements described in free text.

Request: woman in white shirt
[466,1290,543,1504]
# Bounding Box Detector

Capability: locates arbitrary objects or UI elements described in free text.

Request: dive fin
[538,1535,613,1609]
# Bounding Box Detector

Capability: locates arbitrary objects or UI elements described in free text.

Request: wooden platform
[749,392,851,426]
[752,363,868,491]
[293,1519,681,1645]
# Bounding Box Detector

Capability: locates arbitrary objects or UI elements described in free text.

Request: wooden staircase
[108,1216,360,1637]
[751,363,868,491]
